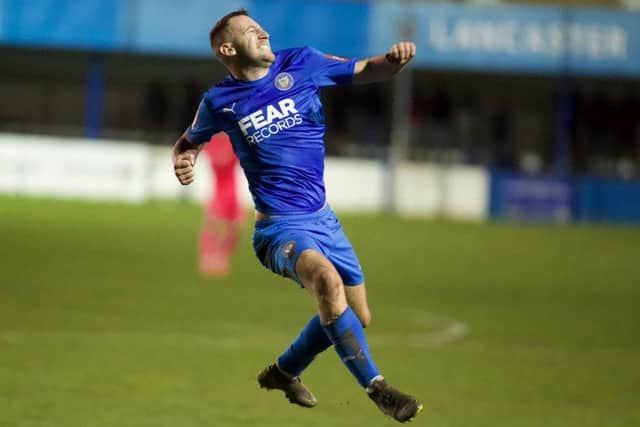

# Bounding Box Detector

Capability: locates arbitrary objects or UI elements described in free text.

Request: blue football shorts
[252,205,365,287]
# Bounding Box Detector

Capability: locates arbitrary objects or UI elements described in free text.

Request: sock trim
[275,362,295,379]
[366,375,385,393]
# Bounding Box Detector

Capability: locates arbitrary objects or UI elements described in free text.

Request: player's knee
[311,267,342,304]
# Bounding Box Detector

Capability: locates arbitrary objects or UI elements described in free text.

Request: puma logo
[342,349,366,362]
[222,102,236,114]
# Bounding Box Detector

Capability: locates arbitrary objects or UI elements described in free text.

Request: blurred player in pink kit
[199,132,244,276]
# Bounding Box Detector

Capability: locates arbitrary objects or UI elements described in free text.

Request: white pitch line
[0,312,468,350]
[408,321,469,348]
[368,309,469,348]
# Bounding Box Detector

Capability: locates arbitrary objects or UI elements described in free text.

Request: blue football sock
[277,315,332,377]
[322,306,380,388]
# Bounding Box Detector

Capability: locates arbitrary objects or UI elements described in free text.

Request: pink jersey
[203,133,243,221]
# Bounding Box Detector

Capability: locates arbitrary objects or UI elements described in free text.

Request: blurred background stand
[0,0,639,223]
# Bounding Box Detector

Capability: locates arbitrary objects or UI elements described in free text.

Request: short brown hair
[209,9,249,52]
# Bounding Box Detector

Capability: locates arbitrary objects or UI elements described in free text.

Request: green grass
[1,196,639,427]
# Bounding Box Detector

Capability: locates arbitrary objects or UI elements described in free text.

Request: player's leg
[324,209,372,327]
[295,249,381,387]
[345,283,371,328]
[320,209,423,422]
[199,217,232,275]
[253,209,372,365]
[254,227,369,406]
[200,200,243,276]
[216,195,244,263]
[220,219,242,255]
[254,224,324,408]
[254,213,422,421]
[275,284,370,379]
[199,211,221,274]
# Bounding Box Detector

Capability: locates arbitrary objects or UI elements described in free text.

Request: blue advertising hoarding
[574,177,640,223]
[0,0,369,58]
[1,0,128,50]
[0,0,638,77]
[489,171,573,223]
[132,0,250,56]
[490,171,640,224]
[132,0,368,58]
[370,1,640,77]
[250,0,369,59]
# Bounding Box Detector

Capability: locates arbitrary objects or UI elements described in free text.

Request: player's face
[227,15,275,66]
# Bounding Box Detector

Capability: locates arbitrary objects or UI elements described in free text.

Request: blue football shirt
[186,47,357,215]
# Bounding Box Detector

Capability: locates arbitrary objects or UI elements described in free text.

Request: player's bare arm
[352,41,416,85]
[172,132,203,185]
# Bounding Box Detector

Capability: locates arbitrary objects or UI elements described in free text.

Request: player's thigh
[296,249,347,306]
[324,214,365,286]
[345,283,371,327]
[253,224,321,284]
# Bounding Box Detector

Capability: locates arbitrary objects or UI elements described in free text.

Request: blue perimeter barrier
[0,0,638,77]
[0,0,369,58]
[490,170,640,224]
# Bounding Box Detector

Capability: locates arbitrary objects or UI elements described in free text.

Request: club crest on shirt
[274,72,294,91]
[283,241,296,259]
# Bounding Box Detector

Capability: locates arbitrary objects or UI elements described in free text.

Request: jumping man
[173,9,421,423]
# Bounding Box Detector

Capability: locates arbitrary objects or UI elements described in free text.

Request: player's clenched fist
[386,41,416,65]
[174,153,196,185]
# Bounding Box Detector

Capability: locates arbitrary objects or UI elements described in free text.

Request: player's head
[210,10,275,68]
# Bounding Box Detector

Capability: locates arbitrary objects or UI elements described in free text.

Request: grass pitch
[1,196,639,427]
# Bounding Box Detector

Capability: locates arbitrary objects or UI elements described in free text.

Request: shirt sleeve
[304,46,358,88]
[186,98,220,144]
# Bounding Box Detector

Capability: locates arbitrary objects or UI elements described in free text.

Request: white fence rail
[0,133,488,221]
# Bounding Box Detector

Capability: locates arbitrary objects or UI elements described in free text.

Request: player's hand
[174,153,195,185]
[386,41,416,66]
